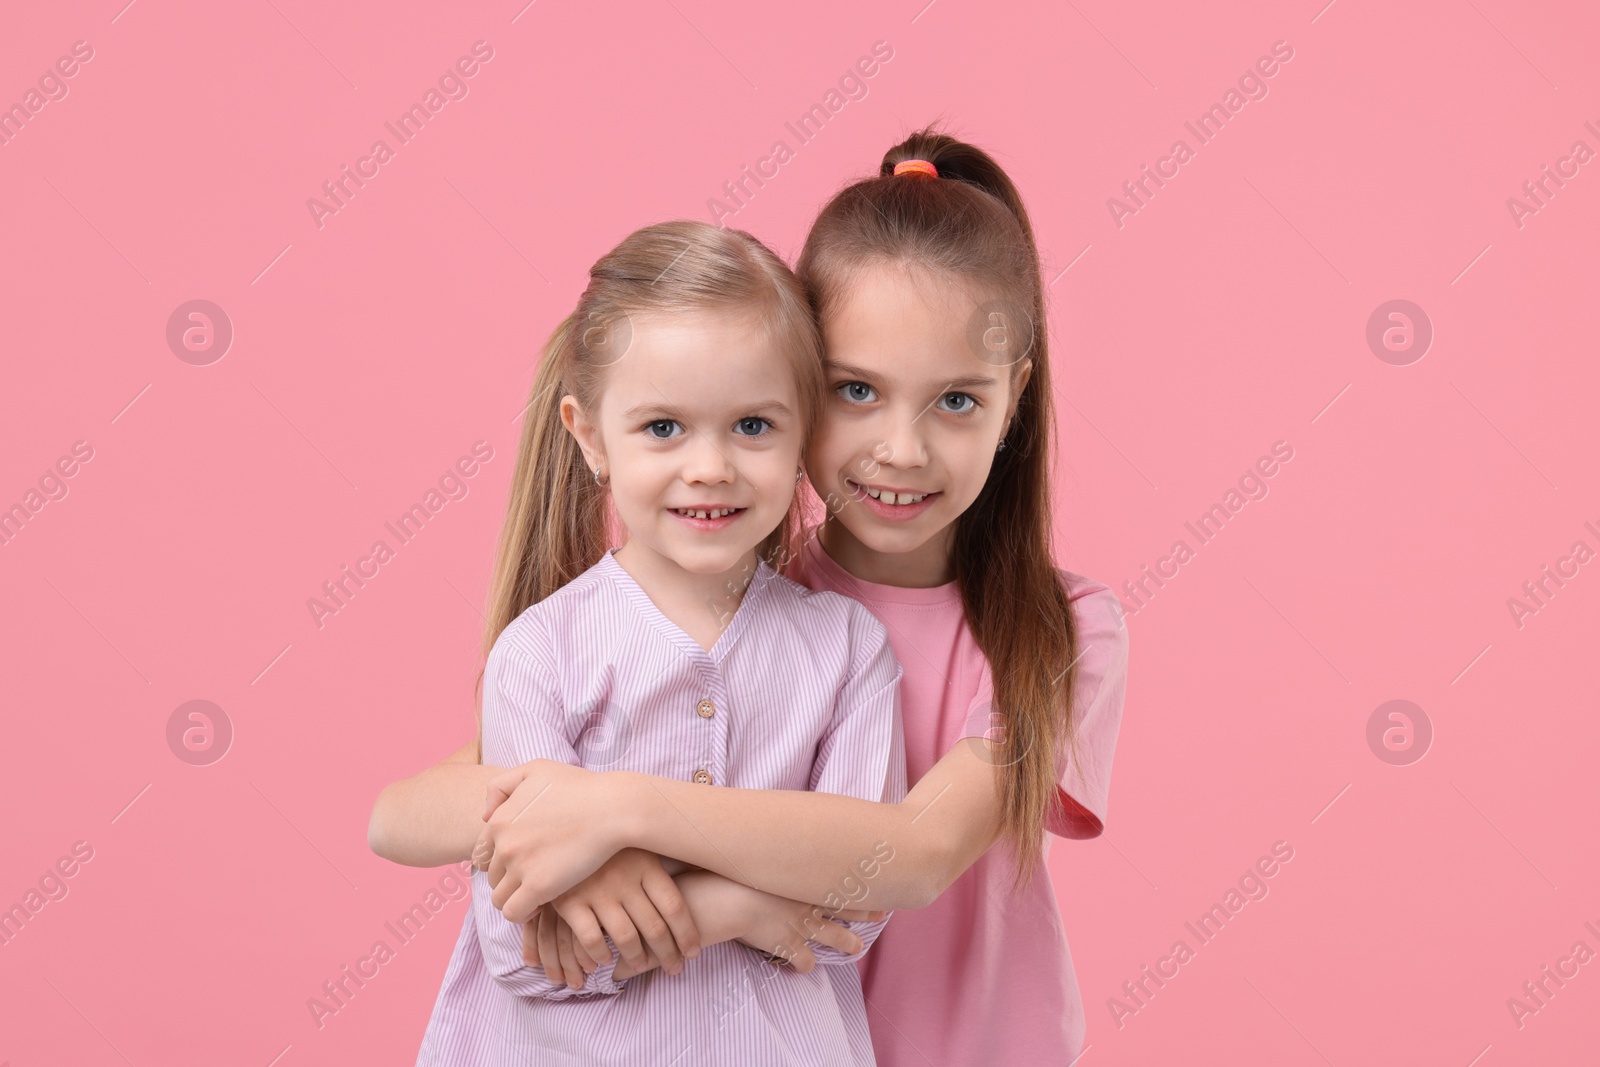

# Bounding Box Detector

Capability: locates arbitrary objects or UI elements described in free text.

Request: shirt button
[692,770,711,785]
[697,699,715,719]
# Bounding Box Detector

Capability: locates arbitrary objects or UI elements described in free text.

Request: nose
[681,429,738,485]
[873,405,930,473]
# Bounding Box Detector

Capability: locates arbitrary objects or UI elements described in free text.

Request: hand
[688,872,884,975]
[521,848,702,979]
[524,905,604,990]
[473,759,631,924]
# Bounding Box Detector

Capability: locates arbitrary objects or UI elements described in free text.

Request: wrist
[606,770,653,852]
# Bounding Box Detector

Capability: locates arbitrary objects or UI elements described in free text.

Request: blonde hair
[474,220,824,753]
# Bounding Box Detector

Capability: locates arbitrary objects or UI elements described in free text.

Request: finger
[573,931,600,974]
[619,892,685,975]
[483,770,524,821]
[537,910,562,983]
[522,919,541,967]
[563,904,624,973]
[555,921,584,990]
[807,917,865,958]
[775,941,816,974]
[496,879,543,925]
[640,865,701,960]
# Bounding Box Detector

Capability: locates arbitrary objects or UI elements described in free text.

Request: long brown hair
[797,127,1082,887]
[475,220,825,755]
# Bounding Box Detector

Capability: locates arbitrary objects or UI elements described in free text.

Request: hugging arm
[480,609,1009,922]
[367,740,497,867]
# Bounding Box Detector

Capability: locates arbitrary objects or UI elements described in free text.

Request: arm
[481,582,1130,922]
[480,748,1000,921]
[367,740,501,867]
[535,869,881,985]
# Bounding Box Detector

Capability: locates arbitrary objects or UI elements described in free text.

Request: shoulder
[756,565,893,660]
[1057,568,1129,662]
[493,558,615,661]
[763,564,885,629]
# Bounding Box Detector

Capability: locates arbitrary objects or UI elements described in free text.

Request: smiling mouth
[671,507,746,519]
[847,480,937,506]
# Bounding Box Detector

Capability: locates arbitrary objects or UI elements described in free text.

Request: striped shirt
[417,548,907,1067]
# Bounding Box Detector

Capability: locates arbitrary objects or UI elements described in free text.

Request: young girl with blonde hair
[414,218,907,1066]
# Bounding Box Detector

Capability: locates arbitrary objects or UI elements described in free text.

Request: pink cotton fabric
[794,532,1129,1065]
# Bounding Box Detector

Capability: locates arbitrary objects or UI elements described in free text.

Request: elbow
[366,787,403,862]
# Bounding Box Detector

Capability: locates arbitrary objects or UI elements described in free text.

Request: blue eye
[837,382,876,404]
[734,417,772,437]
[645,420,682,439]
[936,392,978,414]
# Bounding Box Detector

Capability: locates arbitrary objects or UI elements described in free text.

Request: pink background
[2,0,1597,1063]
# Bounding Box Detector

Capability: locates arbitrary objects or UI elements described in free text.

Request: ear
[559,395,605,472]
[1006,358,1034,422]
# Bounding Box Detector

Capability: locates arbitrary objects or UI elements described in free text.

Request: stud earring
[594,466,609,486]
[795,469,804,484]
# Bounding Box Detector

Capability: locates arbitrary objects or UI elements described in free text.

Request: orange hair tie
[893,159,939,179]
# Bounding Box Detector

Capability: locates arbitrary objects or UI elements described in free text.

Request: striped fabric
[417,548,908,1067]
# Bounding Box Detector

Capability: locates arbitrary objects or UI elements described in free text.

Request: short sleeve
[475,618,627,998]
[958,574,1128,839]
[805,603,907,963]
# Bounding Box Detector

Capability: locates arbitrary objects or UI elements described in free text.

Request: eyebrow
[622,400,795,420]
[827,363,1000,392]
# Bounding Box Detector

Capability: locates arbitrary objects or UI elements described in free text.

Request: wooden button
[697,699,715,719]
[692,769,711,785]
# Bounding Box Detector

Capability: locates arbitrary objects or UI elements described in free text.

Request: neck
[817,516,957,587]
[613,540,760,650]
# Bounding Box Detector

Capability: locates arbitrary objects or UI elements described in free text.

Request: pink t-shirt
[793,533,1129,1064]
